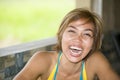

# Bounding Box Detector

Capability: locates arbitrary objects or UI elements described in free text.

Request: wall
[0,37,56,80]
[114,0,120,32]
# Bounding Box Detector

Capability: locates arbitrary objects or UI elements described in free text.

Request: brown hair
[55,8,103,53]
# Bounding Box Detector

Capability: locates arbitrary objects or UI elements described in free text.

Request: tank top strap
[48,52,87,80]
[48,51,62,80]
[80,61,87,80]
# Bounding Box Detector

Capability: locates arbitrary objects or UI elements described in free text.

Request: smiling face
[61,19,94,63]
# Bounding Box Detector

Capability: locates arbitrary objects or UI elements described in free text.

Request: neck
[59,55,82,76]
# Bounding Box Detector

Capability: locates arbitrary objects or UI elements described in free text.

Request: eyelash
[84,33,93,37]
[68,30,75,33]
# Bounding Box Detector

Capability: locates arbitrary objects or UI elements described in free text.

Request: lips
[69,46,82,57]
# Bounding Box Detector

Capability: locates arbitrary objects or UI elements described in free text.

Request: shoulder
[87,51,108,65]
[28,51,58,74]
[14,51,58,80]
[86,51,107,68]
[32,51,57,64]
[88,51,113,72]
[86,51,120,80]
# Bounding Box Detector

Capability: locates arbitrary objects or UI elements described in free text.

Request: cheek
[61,34,71,49]
[61,35,68,46]
[84,40,93,50]
[61,39,67,52]
[83,40,93,57]
[90,39,94,47]
[62,33,71,43]
[89,43,93,51]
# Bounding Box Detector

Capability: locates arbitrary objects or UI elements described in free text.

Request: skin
[13,19,120,80]
[61,19,94,63]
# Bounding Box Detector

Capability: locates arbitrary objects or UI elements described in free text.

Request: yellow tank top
[48,52,87,80]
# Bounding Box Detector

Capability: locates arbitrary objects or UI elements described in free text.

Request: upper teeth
[70,46,82,51]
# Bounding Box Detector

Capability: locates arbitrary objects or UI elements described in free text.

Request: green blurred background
[0,0,75,48]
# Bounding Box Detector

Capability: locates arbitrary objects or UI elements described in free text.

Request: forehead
[67,19,94,30]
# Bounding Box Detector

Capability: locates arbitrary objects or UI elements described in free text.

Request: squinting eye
[68,30,75,33]
[84,33,93,38]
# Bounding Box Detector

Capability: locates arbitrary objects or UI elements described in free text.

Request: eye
[68,29,76,33]
[85,33,91,37]
[83,33,93,38]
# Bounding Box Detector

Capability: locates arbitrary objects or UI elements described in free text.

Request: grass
[0,0,75,45]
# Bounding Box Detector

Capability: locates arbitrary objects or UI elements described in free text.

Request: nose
[74,34,83,42]
[76,32,90,42]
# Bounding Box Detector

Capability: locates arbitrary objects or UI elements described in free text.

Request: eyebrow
[68,26,77,30]
[85,29,94,33]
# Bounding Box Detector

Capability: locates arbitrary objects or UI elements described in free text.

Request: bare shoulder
[33,51,58,65]
[13,51,58,80]
[88,51,108,65]
[30,51,57,70]
[87,51,120,80]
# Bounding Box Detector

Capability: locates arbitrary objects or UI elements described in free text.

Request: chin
[68,56,83,63]
[69,59,82,63]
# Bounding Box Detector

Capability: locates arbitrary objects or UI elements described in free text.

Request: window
[0,0,75,48]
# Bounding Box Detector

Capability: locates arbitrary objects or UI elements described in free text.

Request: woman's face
[61,19,94,63]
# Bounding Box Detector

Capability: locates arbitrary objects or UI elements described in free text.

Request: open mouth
[69,46,82,56]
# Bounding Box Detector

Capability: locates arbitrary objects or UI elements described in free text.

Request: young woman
[13,8,120,80]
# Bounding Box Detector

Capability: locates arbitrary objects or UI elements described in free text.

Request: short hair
[55,8,103,53]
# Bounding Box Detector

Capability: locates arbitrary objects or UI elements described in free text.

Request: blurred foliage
[0,0,75,47]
